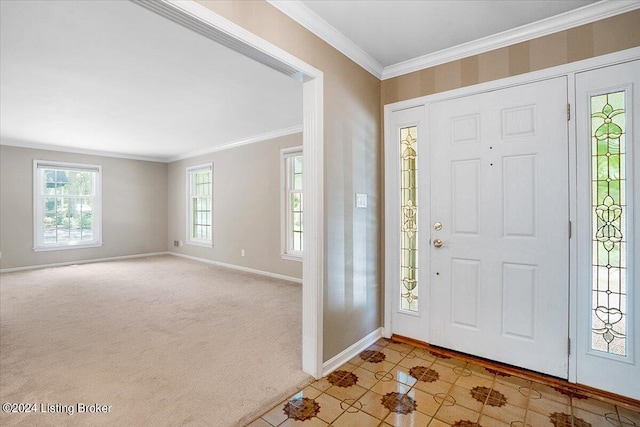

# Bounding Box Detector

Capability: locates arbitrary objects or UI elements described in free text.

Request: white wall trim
[322,327,383,376]
[267,0,383,79]
[1,125,304,164]
[168,252,302,284]
[168,125,303,162]
[0,138,166,163]
[382,1,640,80]
[0,252,169,274]
[161,0,325,379]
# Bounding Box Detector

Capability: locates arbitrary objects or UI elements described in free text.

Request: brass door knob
[433,239,444,248]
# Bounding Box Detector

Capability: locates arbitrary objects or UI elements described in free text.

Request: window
[33,160,102,251]
[186,163,213,247]
[281,147,303,260]
[400,126,418,312]
[590,91,627,356]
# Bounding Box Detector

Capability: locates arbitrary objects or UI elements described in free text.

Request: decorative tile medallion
[409,366,440,383]
[454,366,472,377]
[470,386,507,407]
[327,370,358,388]
[344,400,362,413]
[400,350,417,358]
[552,386,588,400]
[380,392,417,414]
[549,412,592,427]
[374,371,393,382]
[282,397,320,421]
[359,350,386,363]
[605,413,624,425]
[485,367,511,377]
[452,421,482,427]
[518,386,542,400]
[434,393,456,406]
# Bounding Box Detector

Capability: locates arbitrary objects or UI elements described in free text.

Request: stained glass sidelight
[400,126,418,312]
[591,91,627,356]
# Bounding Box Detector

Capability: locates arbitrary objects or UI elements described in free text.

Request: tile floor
[247,338,640,427]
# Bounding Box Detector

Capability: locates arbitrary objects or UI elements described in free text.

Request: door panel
[452,160,481,234]
[429,77,570,378]
[451,258,480,329]
[503,155,537,237]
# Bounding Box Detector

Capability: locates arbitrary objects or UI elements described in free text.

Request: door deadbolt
[433,222,442,231]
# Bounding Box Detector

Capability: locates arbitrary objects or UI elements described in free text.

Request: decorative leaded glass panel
[591,91,626,356]
[400,126,418,312]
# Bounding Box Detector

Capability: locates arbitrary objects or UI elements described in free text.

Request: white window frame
[281,146,303,261]
[186,163,213,248]
[33,160,103,251]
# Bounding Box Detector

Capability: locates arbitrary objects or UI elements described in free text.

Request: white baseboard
[322,327,384,376]
[168,252,302,284]
[0,252,170,273]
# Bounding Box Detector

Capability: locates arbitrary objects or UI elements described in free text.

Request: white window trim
[33,160,103,252]
[281,146,303,262]
[186,163,213,248]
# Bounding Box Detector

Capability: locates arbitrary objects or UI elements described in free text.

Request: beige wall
[382,10,640,104]
[167,133,303,280]
[5,1,630,365]
[0,145,168,269]
[191,1,640,363]
[194,0,382,361]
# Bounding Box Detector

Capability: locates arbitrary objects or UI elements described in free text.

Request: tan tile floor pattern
[248,339,640,427]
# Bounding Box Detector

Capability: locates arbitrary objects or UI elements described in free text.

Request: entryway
[384,52,639,399]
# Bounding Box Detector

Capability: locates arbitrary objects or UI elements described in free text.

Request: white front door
[575,60,640,399]
[428,77,570,378]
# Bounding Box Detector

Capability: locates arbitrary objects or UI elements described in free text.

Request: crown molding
[267,0,384,79]
[166,124,304,162]
[1,125,304,163]
[0,138,167,163]
[267,0,640,81]
[382,0,640,80]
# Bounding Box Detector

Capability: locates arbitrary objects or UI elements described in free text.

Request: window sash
[186,164,213,246]
[282,150,303,257]
[33,160,102,250]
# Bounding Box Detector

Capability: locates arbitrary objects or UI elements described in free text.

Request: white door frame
[384,46,640,384]
[160,0,325,378]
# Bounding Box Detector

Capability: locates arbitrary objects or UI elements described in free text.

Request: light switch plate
[355,193,367,208]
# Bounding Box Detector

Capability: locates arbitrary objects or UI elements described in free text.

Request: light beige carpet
[0,255,311,426]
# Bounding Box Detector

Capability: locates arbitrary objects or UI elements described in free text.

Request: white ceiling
[299,0,598,67]
[0,0,302,162]
[272,0,639,78]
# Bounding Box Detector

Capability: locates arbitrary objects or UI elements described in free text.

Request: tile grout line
[522,378,533,426]
[475,362,496,422]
